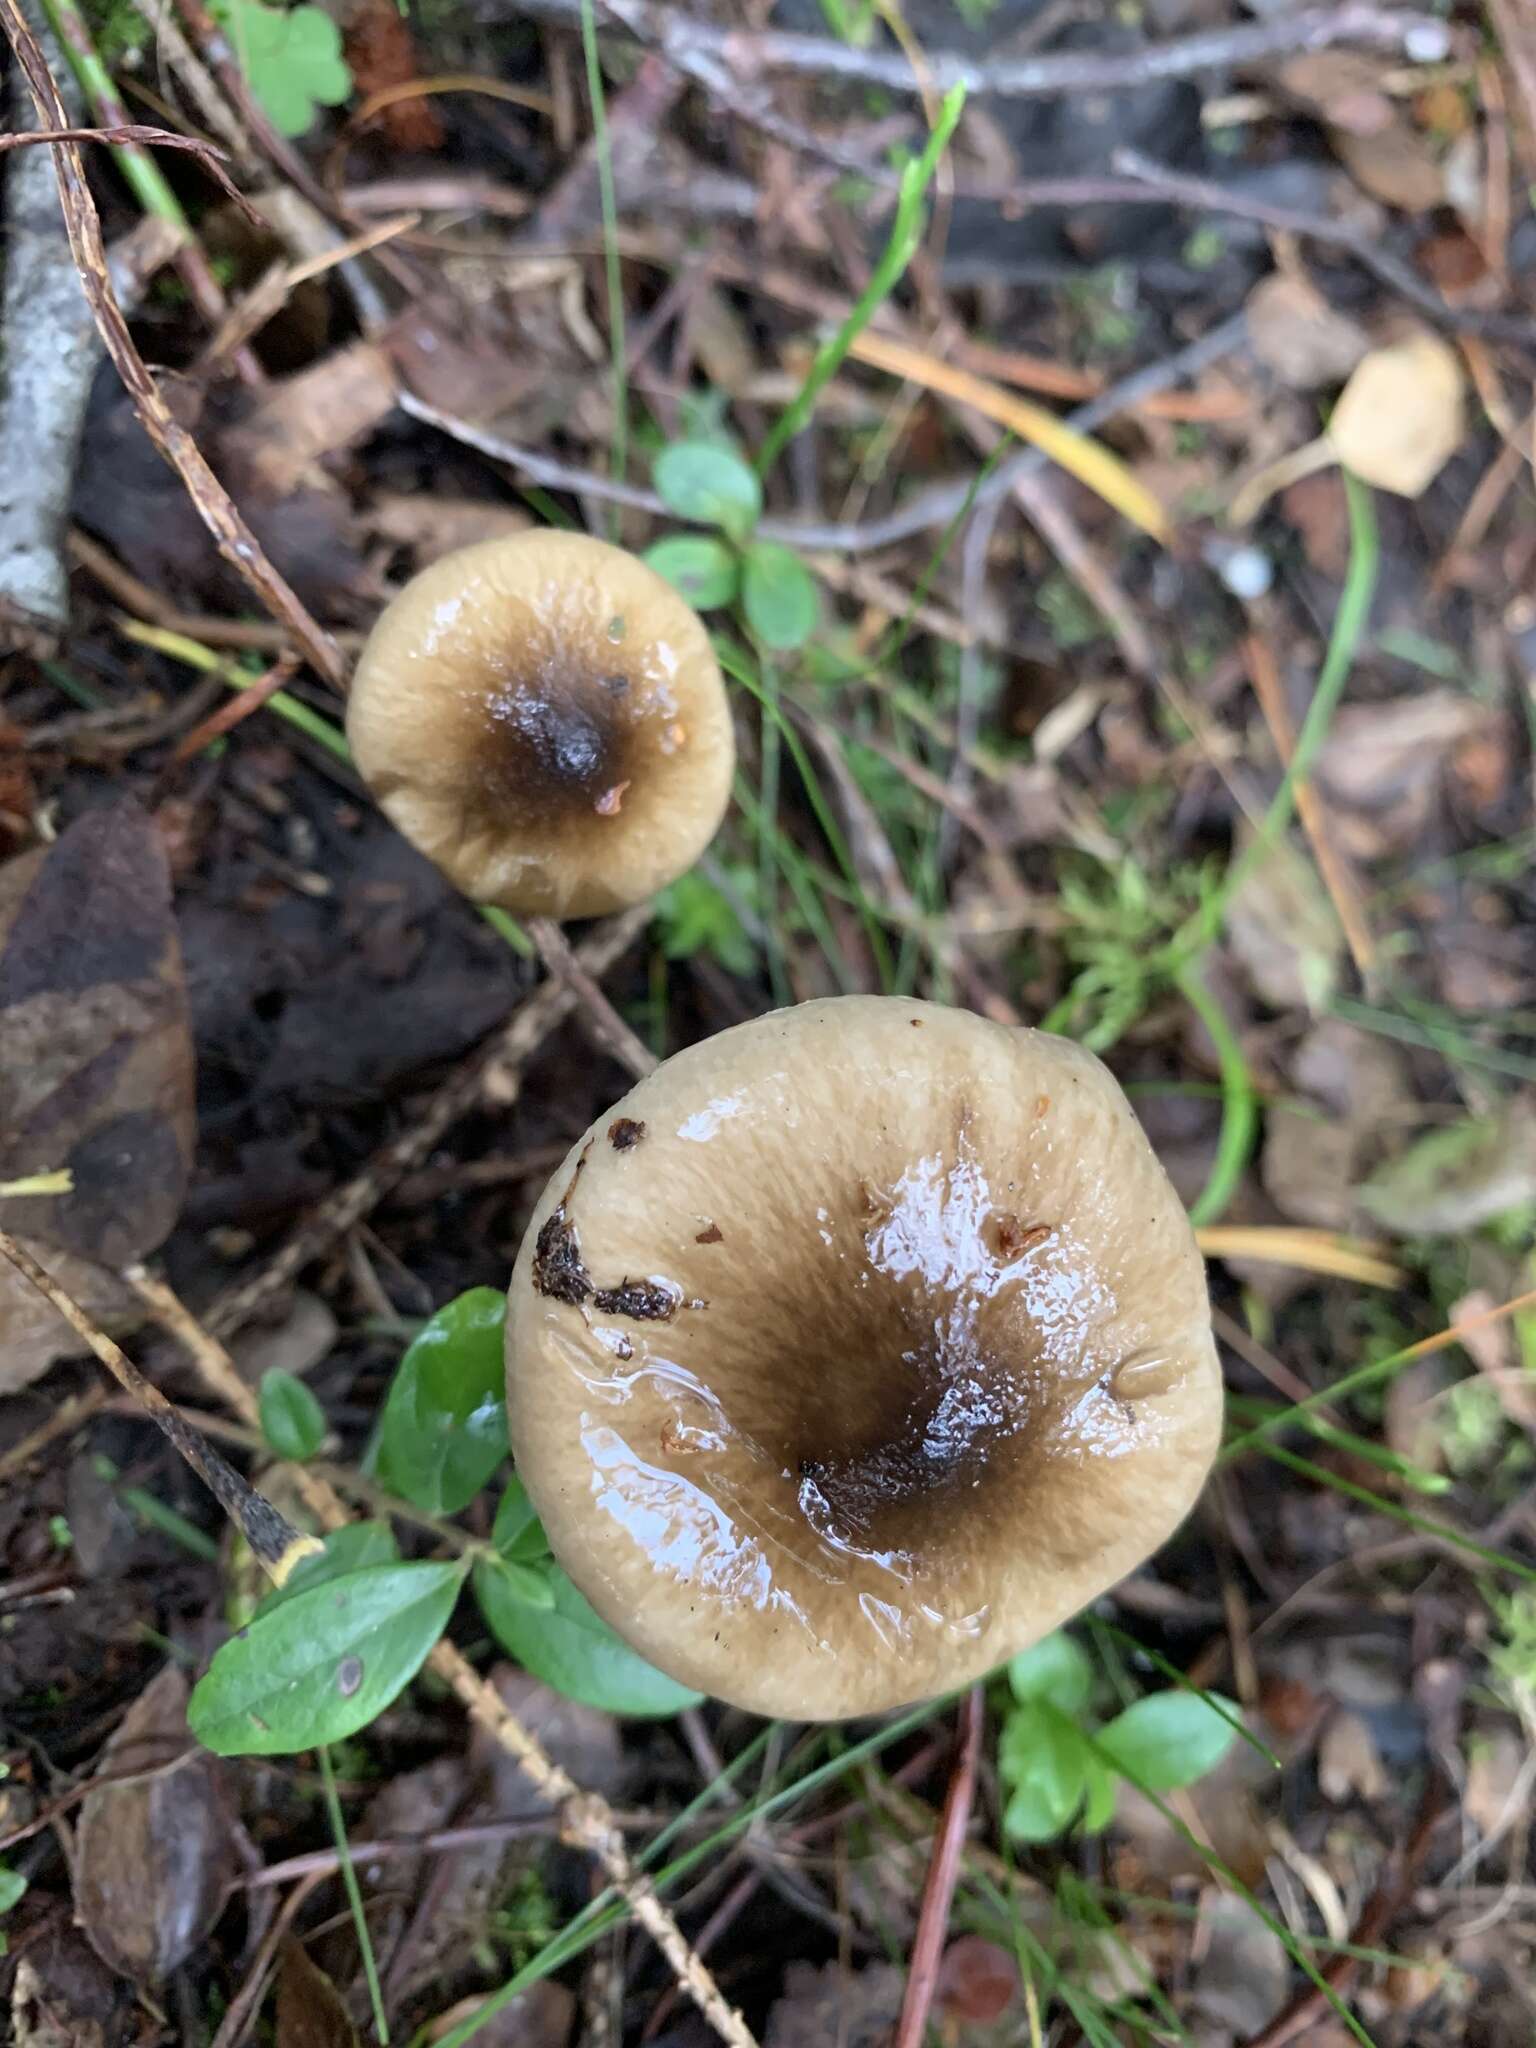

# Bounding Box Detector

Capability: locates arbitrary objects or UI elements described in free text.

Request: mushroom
[345,531,735,917]
[505,997,1223,1720]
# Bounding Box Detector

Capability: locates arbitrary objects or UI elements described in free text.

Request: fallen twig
[1112,149,1536,346]
[1243,629,1376,984]
[512,0,1450,102]
[0,0,99,653]
[0,0,347,686]
[0,1230,321,1583]
[893,1686,986,2048]
[1243,1767,1449,2048]
[753,314,1253,554]
[40,0,261,377]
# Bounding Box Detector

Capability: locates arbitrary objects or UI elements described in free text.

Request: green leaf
[254,1521,399,1621]
[0,1866,26,1915]
[1097,1690,1241,1792]
[654,870,758,978]
[643,535,740,610]
[492,1478,551,1563]
[1007,1633,1093,1714]
[653,442,761,538]
[741,541,819,651]
[209,0,352,137]
[482,1554,556,1611]
[1357,1115,1535,1237]
[998,1703,1089,1842]
[258,1368,326,1462]
[190,1561,464,1756]
[379,1288,508,1515]
[474,1562,701,1717]
[1081,1751,1118,1832]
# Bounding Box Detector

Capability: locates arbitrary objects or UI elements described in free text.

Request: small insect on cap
[345,531,735,917]
[504,997,1224,1721]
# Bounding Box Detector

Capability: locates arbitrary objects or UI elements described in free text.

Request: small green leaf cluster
[646,443,820,653]
[1000,1634,1239,1844]
[0,1860,23,1956]
[1039,854,1221,1055]
[189,1289,698,1760]
[209,0,353,138]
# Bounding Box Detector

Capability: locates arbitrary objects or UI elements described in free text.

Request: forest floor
[2,0,1536,2044]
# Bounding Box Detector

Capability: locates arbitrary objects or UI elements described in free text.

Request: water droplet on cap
[1110,1351,1182,1402]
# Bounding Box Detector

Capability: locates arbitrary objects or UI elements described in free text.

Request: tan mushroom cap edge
[506,997,1224,1721]
[345,531,735,918]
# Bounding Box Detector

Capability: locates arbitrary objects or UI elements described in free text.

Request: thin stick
[528,917,656,1080]
[0,1230,319,1584]
[0,1383,109,1486]
[171,653,300,761]
[1243,629,1376,983]
[517,0,1449,102]
[892,1684,985,2048]
[38,0,262,383]
[0,0,346,688]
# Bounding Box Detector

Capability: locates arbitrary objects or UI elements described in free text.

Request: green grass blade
[320,1744,390,2043]
[756,84,965,476]
[578,0,628,515]
[1178,960,1257,1228]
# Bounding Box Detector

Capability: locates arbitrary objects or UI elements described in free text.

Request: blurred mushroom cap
[346,531,734,917]
[505,997,1223,1720]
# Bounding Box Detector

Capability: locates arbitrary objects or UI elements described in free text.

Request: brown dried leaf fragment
[0,802,195,1391]
[73,1665,233,1982]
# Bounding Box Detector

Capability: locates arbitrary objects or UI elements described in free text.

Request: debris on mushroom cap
[505,997,1224,1721]
[345,530,735,917]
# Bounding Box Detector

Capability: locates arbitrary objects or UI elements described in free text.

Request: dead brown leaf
[765,1962,904,2048]
[219,341,399,498]
[1277,51,1396,136]
[276,1938,361,2048]
[1332,119,1447,211]
[1246,273,1369,392]
[1190,1894,1290,2037]
[1280,471,1351,577]
[1225,830,1343,1014]
[1261,1019,1411,1230]
[1451,1286,1536,1431]
[368,493,532,564]
[73,1664,233,1982]
[1317,1708,1390,1803]
[1464,1726,1530,1839]
[11,1928,136,2048]
[1315,690,1492,856]
[424,1983,575,2047]
[0,803,195,1392]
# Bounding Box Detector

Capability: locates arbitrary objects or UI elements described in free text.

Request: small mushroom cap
[506,997,1223,1720]
[345,531,735,917]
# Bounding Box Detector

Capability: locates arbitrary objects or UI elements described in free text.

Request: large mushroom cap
[345,531,735,917]
[506,997,1223,1720]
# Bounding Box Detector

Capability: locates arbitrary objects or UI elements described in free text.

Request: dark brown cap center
[480,660,636,824]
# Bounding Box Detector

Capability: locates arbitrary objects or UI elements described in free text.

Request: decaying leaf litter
[1,0,1536,2041]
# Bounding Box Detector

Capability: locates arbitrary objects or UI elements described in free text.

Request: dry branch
[0,0,99,652]
[512,0,1450,102]
[0,0,347,688]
